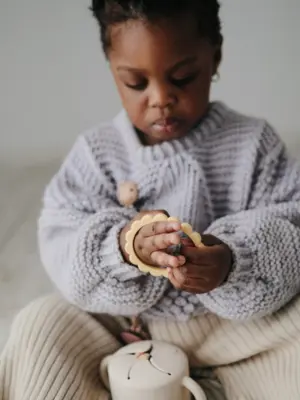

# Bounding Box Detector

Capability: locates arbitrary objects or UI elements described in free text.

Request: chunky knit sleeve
[200,123,300,320]
[38,134,168,315]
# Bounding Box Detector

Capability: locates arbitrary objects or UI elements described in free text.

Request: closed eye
[171,72,199,87]
[125,81,147,91]
[125,72,199,91]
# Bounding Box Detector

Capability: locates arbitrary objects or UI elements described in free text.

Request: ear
[213,38,223,74]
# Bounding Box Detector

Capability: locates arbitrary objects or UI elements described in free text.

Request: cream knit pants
[1,295,300,400]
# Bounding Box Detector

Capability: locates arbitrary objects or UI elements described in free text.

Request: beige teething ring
[125,213,202,278]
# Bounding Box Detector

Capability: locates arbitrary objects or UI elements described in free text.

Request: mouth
[152,117,181,135]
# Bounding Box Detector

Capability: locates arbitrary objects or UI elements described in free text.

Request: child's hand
[168,235,232,294]
[120,210,185,268]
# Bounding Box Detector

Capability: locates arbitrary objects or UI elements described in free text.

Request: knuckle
[137,243,143,252]
[172,233,181,244]
[151,222,158,235]
[151,235,158,248]
[141,245,149,256]
[167,233,175,243]
[161,233,169,247]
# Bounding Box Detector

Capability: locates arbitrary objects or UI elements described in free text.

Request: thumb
[201,234,223,246]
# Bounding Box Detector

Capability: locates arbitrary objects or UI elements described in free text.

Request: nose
[149,82,177,110]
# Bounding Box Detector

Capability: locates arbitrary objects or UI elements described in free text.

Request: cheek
[117,86,147,121]
[112,74,142,107]
[192,68,213,96]
[180,81,211,115]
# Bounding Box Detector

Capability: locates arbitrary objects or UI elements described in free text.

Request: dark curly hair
[90,0,222,55]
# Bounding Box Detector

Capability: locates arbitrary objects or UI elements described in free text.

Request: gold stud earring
[212,72,220,82]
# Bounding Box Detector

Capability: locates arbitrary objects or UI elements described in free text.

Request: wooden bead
[118,181,139,207]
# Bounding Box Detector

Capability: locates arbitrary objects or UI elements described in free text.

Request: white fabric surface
[0,163,54,350]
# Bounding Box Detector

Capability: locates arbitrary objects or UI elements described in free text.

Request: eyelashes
[125,81,147,91]
[124,72,199,91]
[171,72,199,87]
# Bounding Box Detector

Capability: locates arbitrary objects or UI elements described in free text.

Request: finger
[168,268,184,289]
[181,244,225,265]
[175,263,213,280]
[183,264,226,293]
[143,232,181,253]
[201,234,223,246]
[151,252,185,268]
[141,220,181,238]
[180,237,195,247]
[168,267,202,291]
[172,267,187,286]
[168,268,210,293]
[172,267,205,287]
[130,316,140,331]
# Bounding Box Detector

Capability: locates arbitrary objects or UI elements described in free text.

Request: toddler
[1,1,300,399]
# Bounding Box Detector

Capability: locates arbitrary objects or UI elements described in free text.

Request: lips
[152,117,181,134]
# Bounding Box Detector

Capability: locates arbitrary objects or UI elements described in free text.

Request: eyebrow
[116,56,198,73]
[169,56,198,73]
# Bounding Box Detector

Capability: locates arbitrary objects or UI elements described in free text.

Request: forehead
[109,15,206,69]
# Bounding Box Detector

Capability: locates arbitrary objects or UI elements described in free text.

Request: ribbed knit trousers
[1,295,300,400]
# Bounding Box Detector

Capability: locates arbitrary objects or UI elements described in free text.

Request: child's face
[108,14,220,144]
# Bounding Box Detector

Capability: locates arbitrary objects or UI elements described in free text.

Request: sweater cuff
[98,220,146,281]
[208,222,253,283]
[199,222,258,319]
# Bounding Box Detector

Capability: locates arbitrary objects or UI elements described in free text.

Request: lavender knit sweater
[38,102,300,321]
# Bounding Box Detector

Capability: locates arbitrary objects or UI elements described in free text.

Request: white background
[0,0,299,165]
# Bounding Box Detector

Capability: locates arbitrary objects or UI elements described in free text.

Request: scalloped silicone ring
[125,213,202,278]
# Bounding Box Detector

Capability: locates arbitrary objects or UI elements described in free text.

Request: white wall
[0,0,120,165]
[214,0,300,153]
[0,0,299,165]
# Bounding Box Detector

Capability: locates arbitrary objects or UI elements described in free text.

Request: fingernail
[180,267,188,274]
[178,256,186,265]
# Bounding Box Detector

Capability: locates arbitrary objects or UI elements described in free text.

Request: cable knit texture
[38,102,300,320]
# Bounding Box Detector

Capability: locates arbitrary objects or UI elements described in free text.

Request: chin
[149,132,185,144]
